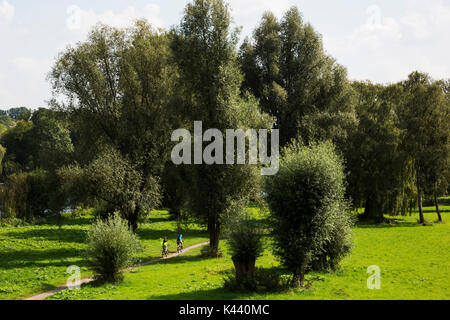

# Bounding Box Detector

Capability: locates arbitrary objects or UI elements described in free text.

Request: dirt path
[24,241,209,301]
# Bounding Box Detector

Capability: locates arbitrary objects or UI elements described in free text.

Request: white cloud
[0,0,14,24]
[228,0,292,39]
[0,57,52,108]
[323,0,450,83]
[0,3,164,109]
[67,4,163,34]
[348,6,402,50]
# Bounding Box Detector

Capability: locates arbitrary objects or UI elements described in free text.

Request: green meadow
[1,205,449,300]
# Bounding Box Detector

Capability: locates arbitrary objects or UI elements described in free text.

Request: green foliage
[265,141,352,287]
[224,210,264,263]
[49,20,176,231]
[399,72,450,222]
[86,213,144,283]
[58,147,161,231]
[0,120,35,171]
[347,82,412,221]
[309,205,355,272]
[240,6,357,148]
[4,107,31,121]
[30,108,74,170]
[0,169,65,220]
[171,0,272,254]
[0,144,5,174]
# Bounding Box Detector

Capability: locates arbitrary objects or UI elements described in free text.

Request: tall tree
[171,0,272,255]
[399,72,450,223]
[348,82,410,222]
[266,141,352,287]
[240,7,356,149]
[49,20,177,231]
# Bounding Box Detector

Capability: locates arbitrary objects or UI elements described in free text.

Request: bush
[0,217,29,227]
[224,211,264,283]
[86,213,144,283]
[265,141,353,287]
[310,201,355,272]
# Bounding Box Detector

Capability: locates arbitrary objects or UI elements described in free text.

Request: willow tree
[399,72,450,223]
[49,21,177,231]
[240,7,356,149]
[171,0,272,255]
[348,82,411,222]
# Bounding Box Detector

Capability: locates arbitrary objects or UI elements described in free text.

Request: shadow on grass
[157,253,214,266]
[356,220,421,229]
[145,217,174,224]
[3,228,88,244]
[420,209,450,213]
[137,228,207,242]
[149,287,254,300]
[0,248,87,269]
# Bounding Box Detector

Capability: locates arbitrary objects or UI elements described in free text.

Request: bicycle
[177,241,183,253]
[162,245,169,258]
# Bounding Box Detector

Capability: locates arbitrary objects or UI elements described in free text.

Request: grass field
[0,211,208,300]
[1,206,449,300]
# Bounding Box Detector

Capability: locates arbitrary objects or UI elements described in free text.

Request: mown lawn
[0,211,208,300]
[45,206,450,300]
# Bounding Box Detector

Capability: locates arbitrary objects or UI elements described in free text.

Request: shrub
[265,141,353,287]
[0,217,29,227]
[309,202,355,272]
[224,211,264,283]
[86,213,144,283]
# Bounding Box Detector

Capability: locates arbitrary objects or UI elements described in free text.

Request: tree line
[0,0,449,257]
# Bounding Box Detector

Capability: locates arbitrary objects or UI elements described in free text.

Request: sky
[0,0,449,109]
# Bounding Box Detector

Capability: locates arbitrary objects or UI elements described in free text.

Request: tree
[30,108,74,170]
[399,72,450,224]
[171,0,272,255]
[265,141,352,287]
[240,12,282,120]
[6,107,31,121]
[49,20,177,231]
[240,7,356,149]
[348,82,411,222]
[0,169,62,219]
[224,208,264,285]
[86,213,144,283]
[0,144,5,174]
[0,120,36,172]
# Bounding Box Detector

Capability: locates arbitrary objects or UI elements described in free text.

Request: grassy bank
[0,211,208,300]
[46,207,450,300]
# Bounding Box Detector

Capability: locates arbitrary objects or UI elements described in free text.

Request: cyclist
[162,236,168,257]
[176,233,184,252]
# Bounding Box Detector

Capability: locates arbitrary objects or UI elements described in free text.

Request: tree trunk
[362,194,384,223]
[434,194,442,222]
[409,199,413,216]
[232,256,256,282]
[128,206,139,233]
[292,267,305,288]
[417,187,425,224]
[208,215,220,256]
